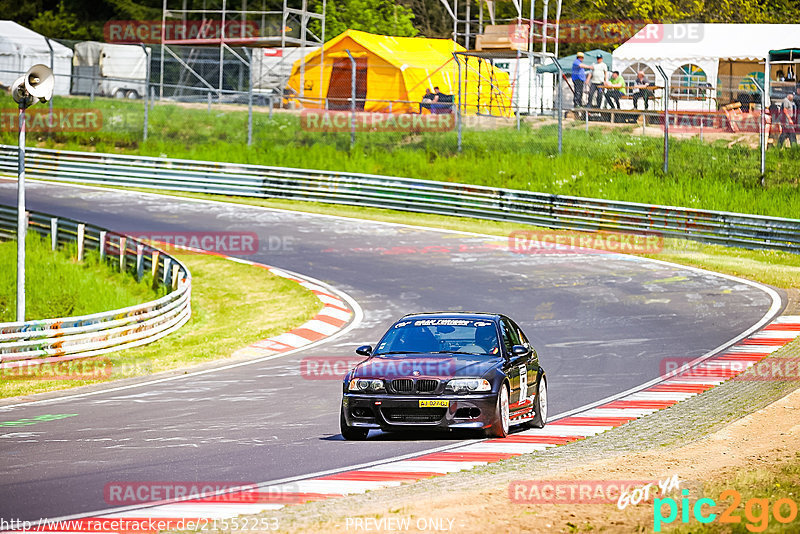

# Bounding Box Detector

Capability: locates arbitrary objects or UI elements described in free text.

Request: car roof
[398,312,504,322]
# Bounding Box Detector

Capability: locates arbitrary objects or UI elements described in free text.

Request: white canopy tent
[0,21,73,96]
[613,24,800,108]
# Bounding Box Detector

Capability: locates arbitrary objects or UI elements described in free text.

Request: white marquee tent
[0,21,73,96]
[613,24,800,107]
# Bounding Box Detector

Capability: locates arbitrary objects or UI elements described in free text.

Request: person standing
[632,71,654,110]
[587,54,609,108]
[571,52,592,107]
[778,93,797,147]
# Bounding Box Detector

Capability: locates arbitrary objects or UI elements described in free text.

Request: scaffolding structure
[443,0,562,117]
[440,0,562,56]
[158,0,325,99]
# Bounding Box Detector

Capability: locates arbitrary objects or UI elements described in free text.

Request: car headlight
[445,378,491,393]
[348,378,385,392]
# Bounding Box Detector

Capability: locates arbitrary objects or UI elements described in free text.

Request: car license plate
[419,400,449,408]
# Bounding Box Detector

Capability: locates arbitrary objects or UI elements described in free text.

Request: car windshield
[374,318,501,356]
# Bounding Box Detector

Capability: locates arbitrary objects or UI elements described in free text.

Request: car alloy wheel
[532,374,548,428]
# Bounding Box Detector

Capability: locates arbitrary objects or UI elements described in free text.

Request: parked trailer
[72,41,149,99]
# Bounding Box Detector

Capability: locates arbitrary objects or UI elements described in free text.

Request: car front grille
[391,379,414,392]
[417,379,438,392]
[390,378,439,393]
[381,407,446,423]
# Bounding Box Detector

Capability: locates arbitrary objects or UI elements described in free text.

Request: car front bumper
[342,392,498,431]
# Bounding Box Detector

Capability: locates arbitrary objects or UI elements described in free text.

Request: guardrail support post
[50,218,58,251]
[77,224,85,261]
[119,236,127,272]
[136,244,144,281]
[163,257,171,285]
[151,250,160,287]
[99,230,106,260]
[171,264,180,290]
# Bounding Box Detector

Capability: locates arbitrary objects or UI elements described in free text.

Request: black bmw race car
[340,312,547,440]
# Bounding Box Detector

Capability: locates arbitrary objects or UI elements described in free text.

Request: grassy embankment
[0,234,322,399]
[1,95,798,218]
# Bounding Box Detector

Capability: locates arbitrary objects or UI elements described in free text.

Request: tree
[313,0,418,40]
[28,2,95,40]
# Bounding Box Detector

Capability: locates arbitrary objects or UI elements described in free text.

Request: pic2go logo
[654,489,799,532]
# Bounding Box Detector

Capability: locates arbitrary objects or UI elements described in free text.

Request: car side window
[510,319,529,347]
[500,318,521,354]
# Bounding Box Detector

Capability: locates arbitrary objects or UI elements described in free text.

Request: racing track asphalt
[0,180,781,523]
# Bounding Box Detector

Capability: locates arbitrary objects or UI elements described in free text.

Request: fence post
[45,37,54,128]
[141,44,151,142]
[655,65,669,174]
[99,230,106,260]
[345,49,356,149]
[454,52,462,153]
[77,223,85,261]
[553,59,564,155]
[119,236,127,272]
[247,49,253,147]
[50,217,58,250]
[749,76,766,182]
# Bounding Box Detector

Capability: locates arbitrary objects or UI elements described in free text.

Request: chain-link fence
[2,20,798,184]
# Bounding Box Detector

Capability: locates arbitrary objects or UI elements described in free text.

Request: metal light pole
[10,64,54,322]
[16,103,26,322]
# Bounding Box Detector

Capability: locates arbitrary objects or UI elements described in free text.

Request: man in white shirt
[587,55,609,108]
[778,93,797,147]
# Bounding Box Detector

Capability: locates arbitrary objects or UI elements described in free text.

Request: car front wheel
[531,373,548,428]
[486,384,510,438]
[340,404,369,440]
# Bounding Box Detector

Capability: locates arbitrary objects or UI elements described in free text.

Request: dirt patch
[270,386,800,534]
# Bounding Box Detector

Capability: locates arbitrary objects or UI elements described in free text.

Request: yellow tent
[286,29,512,116]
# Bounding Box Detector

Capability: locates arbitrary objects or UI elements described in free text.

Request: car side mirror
[511,345,530,357]
[356,345,373,356]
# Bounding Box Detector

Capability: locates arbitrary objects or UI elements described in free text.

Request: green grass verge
[3,95,799,219]
[0,233,161,321]
[0,250,323,399]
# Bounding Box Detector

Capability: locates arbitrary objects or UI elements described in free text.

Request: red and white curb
[224,261,354,358]
[23,315,800,532]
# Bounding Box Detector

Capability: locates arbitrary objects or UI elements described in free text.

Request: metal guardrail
[0,145,799,253]
[0,205,191,365]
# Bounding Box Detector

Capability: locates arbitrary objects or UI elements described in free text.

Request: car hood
[351,352,502,380]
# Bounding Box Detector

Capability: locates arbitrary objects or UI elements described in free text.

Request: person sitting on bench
[420,88,435,112]
[431,86,454,114]
[632,71,653,110]
[604,70,625,109]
